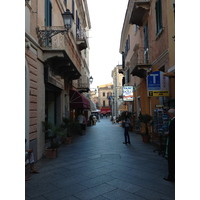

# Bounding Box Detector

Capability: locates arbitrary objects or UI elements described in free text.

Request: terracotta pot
[45,148,57,158]
[142,135,150,143]
[64,137,73,144]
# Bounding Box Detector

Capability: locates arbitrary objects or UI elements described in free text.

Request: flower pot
[64,137,73,144]
[142,135,150,143]
[45,148,57,158]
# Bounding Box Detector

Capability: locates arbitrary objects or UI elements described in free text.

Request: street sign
[123,86,134,101]
[147,71,169,97]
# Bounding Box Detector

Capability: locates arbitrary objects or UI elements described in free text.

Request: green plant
[42,121,63,149]
[120,111,132,120]
[138,114,153,135]
[62,118,80,137]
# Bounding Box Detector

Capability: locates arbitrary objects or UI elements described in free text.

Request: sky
[87,0,129,89]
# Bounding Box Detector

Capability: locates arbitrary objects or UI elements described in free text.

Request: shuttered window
[155,0,163,35]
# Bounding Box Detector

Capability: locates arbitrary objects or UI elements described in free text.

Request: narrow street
[26,118,175,200]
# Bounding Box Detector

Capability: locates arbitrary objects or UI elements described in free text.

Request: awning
[82,93,97,111]
[118,102,128,111]
[100,108,111,114]
[163,72,175,78]
[69,90,90,109]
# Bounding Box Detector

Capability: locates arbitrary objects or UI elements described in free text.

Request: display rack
[153,108,169,155]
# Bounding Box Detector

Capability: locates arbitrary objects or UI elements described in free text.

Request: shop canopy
[100,108,111,114]
[70,89,90,109]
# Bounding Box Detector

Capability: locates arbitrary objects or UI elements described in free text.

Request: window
[103,101,105,107]
[72,0,75,17]
[45,0,52,46]
[124,35,130,58]
[45,0,52,26]
[155,0,163,35]
[126,69,130,84]
[103,92,105,97]
[144,23,149,49]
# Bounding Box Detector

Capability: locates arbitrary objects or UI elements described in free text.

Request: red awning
[70,90,90,109]
[100,108,111,113]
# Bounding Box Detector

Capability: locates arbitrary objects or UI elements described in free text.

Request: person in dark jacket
[164,109,175,182]
[123,111,131,145]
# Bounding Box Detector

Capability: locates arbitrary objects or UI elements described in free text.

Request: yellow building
[120,0,175,135]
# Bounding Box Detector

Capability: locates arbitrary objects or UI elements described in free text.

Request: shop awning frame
[69,89,90,109]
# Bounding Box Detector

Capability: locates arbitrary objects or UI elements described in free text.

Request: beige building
[25,0,91,160]
[111,65,124,116]
[97,83,113,114]
[119,0,175,135]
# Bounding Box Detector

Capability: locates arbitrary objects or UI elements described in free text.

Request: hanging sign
[147,71,169,97]
[123,86,134,101]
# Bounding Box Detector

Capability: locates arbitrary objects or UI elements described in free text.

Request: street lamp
[89,76,93,84]
[36,9,73,44]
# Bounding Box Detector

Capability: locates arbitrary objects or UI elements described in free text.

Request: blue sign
[147,71,161,90]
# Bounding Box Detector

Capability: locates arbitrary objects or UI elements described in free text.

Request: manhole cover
[100,154,121,159]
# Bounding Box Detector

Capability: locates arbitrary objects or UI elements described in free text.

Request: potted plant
[138,114,153,143]
[42,122,60,158]
[62,118,80,144]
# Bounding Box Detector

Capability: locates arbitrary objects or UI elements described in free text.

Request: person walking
[163,109,175,182]
[123,111,131,145]
[77,112,85,135]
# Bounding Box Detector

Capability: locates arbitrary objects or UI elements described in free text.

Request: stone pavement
[25,118,175,200]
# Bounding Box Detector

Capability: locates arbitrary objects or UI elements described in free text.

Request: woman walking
[123,112,131,145]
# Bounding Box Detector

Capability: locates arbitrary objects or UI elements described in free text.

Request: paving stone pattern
[25,118,175,200]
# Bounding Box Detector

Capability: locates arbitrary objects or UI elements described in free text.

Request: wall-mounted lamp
[36,9,73,44]
[89,76,93,84]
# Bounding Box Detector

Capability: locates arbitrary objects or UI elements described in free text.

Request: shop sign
[123,86,134,101]
[147,71,169,97]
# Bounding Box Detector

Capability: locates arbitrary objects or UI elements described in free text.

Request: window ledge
[156,27,164,39]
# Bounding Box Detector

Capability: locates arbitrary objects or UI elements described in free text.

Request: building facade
[111,65,124,117]
[119,0,175,132]
[97,83,113,115]
[25,0,91,160]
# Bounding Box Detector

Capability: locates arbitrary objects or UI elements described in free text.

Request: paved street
[25,118,175,200]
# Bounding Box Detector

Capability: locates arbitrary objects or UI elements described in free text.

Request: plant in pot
[42,121,60,158]
[62,118,80,144]
[138,114,153,143]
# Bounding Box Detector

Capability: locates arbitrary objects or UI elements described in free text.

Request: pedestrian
[82,114,87,135]
[77,112,85,135]
[97,114,100,122]
[163,108,175,182]
[25,139,39,181]
[113,115,116,124]
[123,111,131,145]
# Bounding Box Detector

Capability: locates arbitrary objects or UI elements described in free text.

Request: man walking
[164,109,175,182]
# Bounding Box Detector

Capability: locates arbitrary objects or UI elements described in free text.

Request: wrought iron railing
[130,47,152,71]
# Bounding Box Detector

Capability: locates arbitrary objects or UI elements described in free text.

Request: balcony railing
[130,47,152,78]
[73,75,90,92]
[76,26,88,51]
[37,26,82,76]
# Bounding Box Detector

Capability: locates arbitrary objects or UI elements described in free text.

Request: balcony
[76,27,88,51]
[130,47,152,78]
[75,75,90,93]
[129,0,150,26]
[37,26,82,80]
